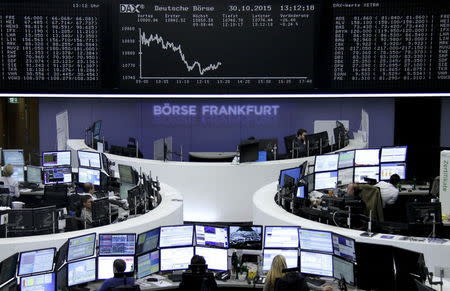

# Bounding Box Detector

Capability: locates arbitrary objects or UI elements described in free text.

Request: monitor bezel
[262,248,299,273]
[42,167,73,185]
[98,233,137,256]
[380,146,408,163]
[18,247,56,277]
[67,232,97,263]
[313,170,338,190]
[332,255,356,286]
[159,246,195,272]
[300,250,334,278]
[136,227,160,256]
[77,167,101,186]
[194,246,228,271]
[26,165,42,184]
[67,257,97,287]
[228,225,263,250]
[96,255,135,280]
[263,225,300,249]
[314,153,339,173]
[379,162,407,181]
[2,149,25,165]
[337,167,354,186]
[354,148,381,167]
[77,150,102,170]
[136,250,160,279]
[194,224,229,249]
[331,233,357,263]
[353,166,380,183]
[41,150,72,168]
[298,228,333,254]
[278,166,302,188]
[159,225,194,249]
[338,150,355,169]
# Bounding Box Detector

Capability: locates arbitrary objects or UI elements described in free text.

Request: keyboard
[306,277,325,286]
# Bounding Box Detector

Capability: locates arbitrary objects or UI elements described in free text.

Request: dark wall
[39,98,395,160]
[442,98,450,147]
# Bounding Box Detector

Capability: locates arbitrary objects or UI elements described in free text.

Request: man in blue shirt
[98,259,136,291]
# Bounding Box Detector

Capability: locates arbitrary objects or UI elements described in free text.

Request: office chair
[284,135,296,155]
[179,273,217,291]
[356,184,384,222]
[0,194,12,207]
[0,182,9,195]
[127,137,136,149]
[111,286,141,291]
[274,271,309,291]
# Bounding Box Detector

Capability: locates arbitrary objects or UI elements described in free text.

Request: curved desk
[68,139,366,222]
[252,181,450,272]
[0,183,183,261]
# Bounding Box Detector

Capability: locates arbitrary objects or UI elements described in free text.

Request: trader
[0,164,19,197]
[80,195,94,228]
[375,174,400,207]
[82,182,96,197]
[98,259,136,291]
[179,255,217,291]
[293,129,308,155]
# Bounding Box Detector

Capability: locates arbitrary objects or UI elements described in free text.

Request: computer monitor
[239,142,259,163]
[354,149,380,166]
[380,146,407,163]
[406,202,442,225]
[92,120,102,139]
[0,253,18,286]
[264,226,299,248]
[338,150,355,169]
[3,149,24,165]
[257,151,267,162]
[314,154,339,172]
[97,256,135,280]
[333,256,355,285]
[98,234,136,256]
[314,171,338,190]
[92,197,110,223]
[56,264,67,291]
[18,248,56,276]
[380,163,406,180]
[20,273,55,291]
[67,257,96,287]
[77,151,101,169]
[42,151,71,167]
[228,225,262,250]
[160,247,194,271]
[118,164,136,185]
[296,185,306,199]
[77,167,100,186]
[119,183,135,199]
[195,247,227,271]
[338,168,354,186]
[299,229,333,253]
[354,166,380,183]
[159,225,194,248]
[26,166,42,184]
[195,225,229,248]
[300,251,333,277]
[262,249,298,272]
[278,167,302,188]
[332,234,356,262]
[305,131,329,153]
[7,209,34,230]
[33,206,56,230]
[42,167,72,185]
[55,242,68,271]
[137,250,160,279]
[8,165,24,182]
[136,228,160,255]
[67,233,96,262]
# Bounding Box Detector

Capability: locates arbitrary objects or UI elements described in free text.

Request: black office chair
[284,135,296,154]
[0,194,11,208]
[274,272,309,291]
[0,181,9,195]
[111,286,141,291]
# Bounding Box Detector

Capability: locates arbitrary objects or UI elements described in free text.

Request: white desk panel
[68,139,366,222]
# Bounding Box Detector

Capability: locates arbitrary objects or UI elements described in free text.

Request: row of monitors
[311,162,406,191]
[1,166,102,186]
[0,149,102,169]
[314,146,407,173]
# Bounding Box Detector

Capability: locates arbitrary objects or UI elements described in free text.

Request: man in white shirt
[0,164,20,197]
[375,174,400,207]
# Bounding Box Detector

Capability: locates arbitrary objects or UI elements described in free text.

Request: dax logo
[120,4,144,13]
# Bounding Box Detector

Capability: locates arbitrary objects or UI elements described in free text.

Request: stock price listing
[117,0,318,91]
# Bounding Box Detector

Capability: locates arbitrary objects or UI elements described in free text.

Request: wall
[442,98,450,147]
[39,98,395,158]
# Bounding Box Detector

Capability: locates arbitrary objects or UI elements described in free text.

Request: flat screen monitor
[18,248,55,276]
[257,151,267,162]
[264,226,299,248]
[20,273,55,291]
[3,149,24,165]
[98,234,136,256]
[56,264,67,291]
[8,165,24,182]
[332,234,356,262]
[296,185,306,198]
[278,167,301,188]
[119,183,135,199]
[195,247,227,271]
[239,142,259,163]
[354,149,380,166]
[26,166,42,184]
[118,164,135,185]
[262,249,298,272]
[67,257,96,287]
[195,225,229,248]
[299,229,333,253]
[43,167,72,185]
[228,225,262,250]
[380,146,407,163]
[315,154,339,172]
[92,120,102,139]
[314,171,338,190]
[42,151,71,167]
[160,247,194,271]
[338,150,355,169]
[338,168,354,186]
[55,242,68,271]
[77,167,101,186]
[97,256,135,280]
[354,166,380,183]
[136,228,160,255]
[67,233,96,262]
[136,250,160,279]
[0,253,18,286]
[380,163,406,180]
[333,256,355,285]
[159,225,194,248]
[77,151,101,169]
[300,251,333,277]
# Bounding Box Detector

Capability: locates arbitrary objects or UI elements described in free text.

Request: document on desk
[153,280,174,288]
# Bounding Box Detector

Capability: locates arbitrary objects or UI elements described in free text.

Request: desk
[189,152,236,162]
[68,139,366,222]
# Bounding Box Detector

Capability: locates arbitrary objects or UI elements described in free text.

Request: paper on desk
[153,280,174,287]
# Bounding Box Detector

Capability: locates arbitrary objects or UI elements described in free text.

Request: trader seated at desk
[98,258,137,291]
[80,195,93,228]
[292,129,307,157]
[179,255,217,291]
[375,174,400,207]
[0,164,19,198]
[81,182,96,197]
